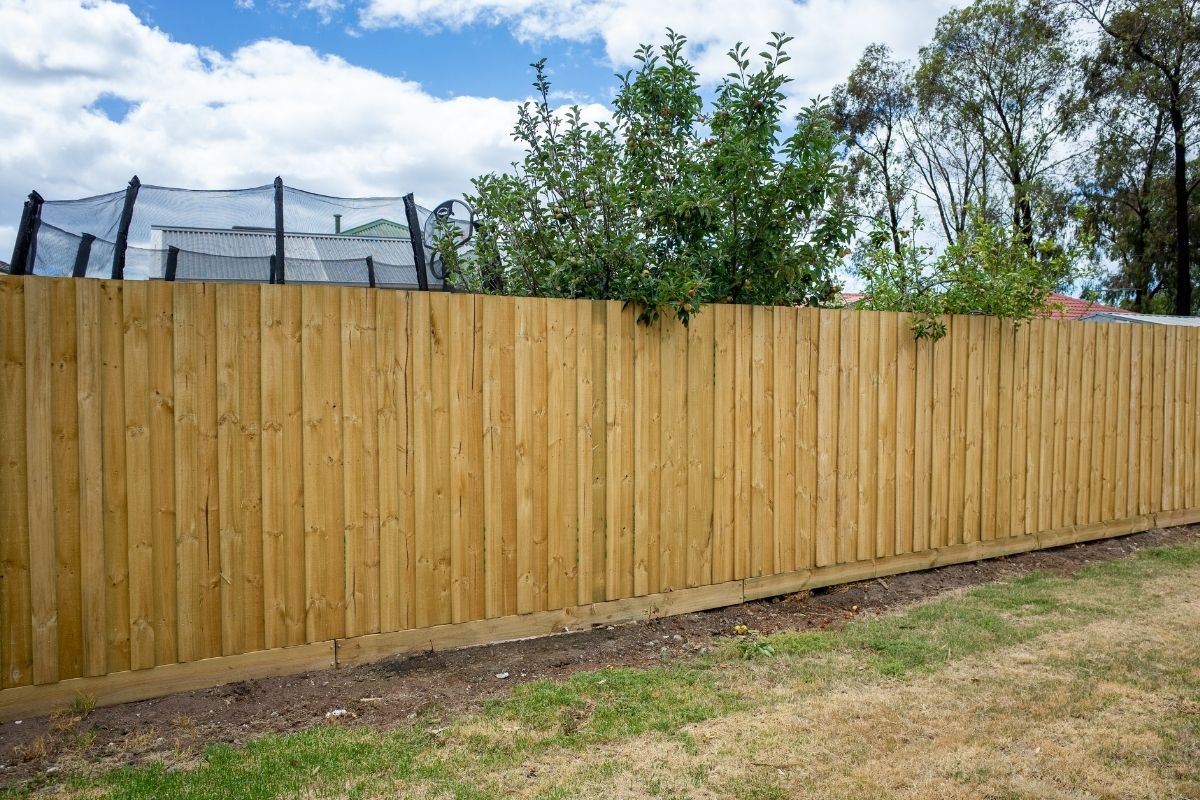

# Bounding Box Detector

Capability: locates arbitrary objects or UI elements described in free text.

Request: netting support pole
[365,256,376,289]
[9,190,43,276]
[111,176,140,280]
[273,176,285,284]
[72,234,95,278]
[402,193,429,291]
[164,246,180,282]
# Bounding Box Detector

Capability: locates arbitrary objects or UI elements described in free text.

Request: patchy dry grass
[11,542,1200,799]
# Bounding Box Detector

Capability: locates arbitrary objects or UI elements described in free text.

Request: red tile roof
[1044,293,1130,320]
[839,291,1130,320]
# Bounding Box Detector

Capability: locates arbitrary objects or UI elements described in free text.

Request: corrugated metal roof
[1079,311,1200,326]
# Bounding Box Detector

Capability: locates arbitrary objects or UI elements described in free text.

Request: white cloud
[359,0,956,100]
[0,0,559,258]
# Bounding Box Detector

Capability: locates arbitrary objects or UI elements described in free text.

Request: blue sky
[0,0,955,260]
[124,0,615,102]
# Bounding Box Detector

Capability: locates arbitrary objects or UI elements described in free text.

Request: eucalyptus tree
[1072,0,1200,314]
[832,44,915,255]
[917,0,1081,250]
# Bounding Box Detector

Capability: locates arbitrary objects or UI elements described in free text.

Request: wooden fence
[1,274,1198,717]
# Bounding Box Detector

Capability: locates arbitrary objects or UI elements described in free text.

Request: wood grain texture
[3,275,1198,709]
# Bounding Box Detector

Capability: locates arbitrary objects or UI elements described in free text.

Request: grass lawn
[11,542,1200,799]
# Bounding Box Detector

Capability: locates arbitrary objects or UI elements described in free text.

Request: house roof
[1079,311,1200,326]
[340,218,410,238]
[1045,293,1130,320]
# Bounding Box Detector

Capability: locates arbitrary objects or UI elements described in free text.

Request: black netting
[30,223,82,277]
[175,251,272,283]
[375,260,426,288]
[286,257,370,285]
[39,190,126,243]
[19,180,446,289]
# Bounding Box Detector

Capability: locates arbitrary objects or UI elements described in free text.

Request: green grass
[10,541,1200,800]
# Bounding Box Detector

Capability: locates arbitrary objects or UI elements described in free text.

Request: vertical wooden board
[733,306,753,578]
[557,301,578,610]
[260,285,306,647]
[814,310,839,567]
[146,282,176,666]
[894,314,916,556]
[979,318,1000,541]
[711,304,737,582]
[448,292,477,621]
[374,290,400,631]
[947,317,969,546]
[235,285,264,654]
[0,277,31,688]
[575,301,596,606]
[466,295,487,621]
[544,299,577,610]
[962,316,984,544]
[216,287,244,657]
[1100,325,1117,521]
[835,309,859,563]
[1162,327,1177,511]
[1088,325,1108,524]
[1114,325,1131,520]
[1151,327,1166,512]
[412,292,438,626]
[633,318,660,597]
[342,289,379,635]
[993,319,1013,540]
[662,315,690,589]
[1067,323,1087,526]
[1010,323,1029,537]
[687,309,716,587]
[502,299,522,611]
[929,322,951,549]
[521,299,549,612]
[749,306,773,577]
[875,313,897,558]
[481,296,514,618]
[795,309,819,569]
[98,281,131,672]
[1050,321,1071,530]
[1138,325,1153,515]
[606,302,635,600]
[1022,321,1042,534]
[1188,330,1198,509]
[49,279,83,679]
[479,296,499,617]
[172,283,219,662]
[429,293,455,622]
[397,292,419,630]
[24,279,57,683]
[588,302,607,603]
[1037,321,1058,532]
[300,285,345,641]
[912,331,933,552]
[120,281,153,672]
[773,308,797,573]
[76,281,107,676]
[1130,325,1145,516]
[856,312,878,561]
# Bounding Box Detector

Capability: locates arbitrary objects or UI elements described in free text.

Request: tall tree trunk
[1170,99,1192,315]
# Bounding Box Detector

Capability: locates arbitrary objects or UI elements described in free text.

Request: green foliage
[854,208,1076,338]
[452,31,854,324]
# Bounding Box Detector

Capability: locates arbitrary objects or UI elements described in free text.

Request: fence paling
[1,272,1198,715]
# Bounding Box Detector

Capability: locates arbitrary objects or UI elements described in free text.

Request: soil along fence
[1,274,1198,717]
